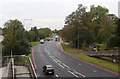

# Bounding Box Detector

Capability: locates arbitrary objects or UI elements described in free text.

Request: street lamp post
[23,19,32,30]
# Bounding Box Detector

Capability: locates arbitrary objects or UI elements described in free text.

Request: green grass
[61,43,82,53]
[73,54,119,73]
[61,43,120,73]
[43,36,52,41]
[30,42,39,47]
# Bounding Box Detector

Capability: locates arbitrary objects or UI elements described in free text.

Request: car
[40,39,44,44]
[43,65,54,75]
[47,38,50,41]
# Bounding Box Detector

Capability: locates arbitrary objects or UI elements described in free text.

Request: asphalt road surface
[32,40,119,78]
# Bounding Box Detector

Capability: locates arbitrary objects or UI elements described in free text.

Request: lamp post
[23,19,32,30]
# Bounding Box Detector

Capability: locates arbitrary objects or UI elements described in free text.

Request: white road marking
[56,75,58,77]
[37,73,39,77]
[73,70,86,77]
[93,70,96,72]
[62,63,69,69]
[68,70,78,77]
[45,47,86,78]
[53,59,57,63]
[58,63,65,69]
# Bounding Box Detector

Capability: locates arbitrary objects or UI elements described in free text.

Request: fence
[82,50,120,56]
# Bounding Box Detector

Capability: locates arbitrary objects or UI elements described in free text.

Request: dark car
[43,65,54,75]
[47,38,50,41]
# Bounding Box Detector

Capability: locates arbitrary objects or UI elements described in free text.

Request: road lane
[32,43,76,77]
[45,40,119,77]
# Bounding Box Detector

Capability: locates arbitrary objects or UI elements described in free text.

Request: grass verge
[43,36,52,41]
[30,42,39,47]
[61,43,82,53]
[73,54,119,73]
[61,43,120,74]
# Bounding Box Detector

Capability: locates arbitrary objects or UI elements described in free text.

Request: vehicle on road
[40,39,44,44]
[47,38,51,41]
[43,65,54,75]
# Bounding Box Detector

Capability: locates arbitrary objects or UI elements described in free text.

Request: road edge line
[32,48,37,69]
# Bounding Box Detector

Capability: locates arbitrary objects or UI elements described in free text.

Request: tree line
[60,4,119,50]
[2,19,52,56]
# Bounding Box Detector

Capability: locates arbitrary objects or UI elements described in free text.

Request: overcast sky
[0,0,119,30]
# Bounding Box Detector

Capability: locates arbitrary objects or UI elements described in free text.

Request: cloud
[0,0,119,30]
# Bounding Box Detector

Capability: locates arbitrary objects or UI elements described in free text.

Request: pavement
[32,40,120,78]
[14,66,30,77]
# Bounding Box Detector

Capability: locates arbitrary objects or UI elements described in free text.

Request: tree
[31,27,39,41]
[2,19,30,56]
[38,28,52,39]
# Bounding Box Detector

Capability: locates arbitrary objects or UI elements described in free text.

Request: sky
[0,0,119,30]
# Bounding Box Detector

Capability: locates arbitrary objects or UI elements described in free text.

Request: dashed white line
[56,75,59,77]
[93,70,96,72]
[73,70,86,77]
[68,70,78,77]
[58,63,65,69]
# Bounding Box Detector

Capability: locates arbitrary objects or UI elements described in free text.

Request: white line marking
[53,59,57,63]
[73,70,86,77]
[62,63,69,69]
[56,75,58,77]
[68,70,78,77]
[93,70,96,72]
[58,63,65,69]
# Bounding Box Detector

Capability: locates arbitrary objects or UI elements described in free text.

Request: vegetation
[30,42,39,47]
[61,43,82,53]
[2,19,30,56]
[27,27,52,42]
[59,4,118,50]
[61,42,119,73]
[73,54,119,73]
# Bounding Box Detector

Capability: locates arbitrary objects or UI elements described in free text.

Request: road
[32,40,119,78]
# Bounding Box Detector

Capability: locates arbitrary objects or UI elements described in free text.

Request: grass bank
[61,43,82,53]
[43,36,52,41]
[30,42,39,47]
[61,43,120,73]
